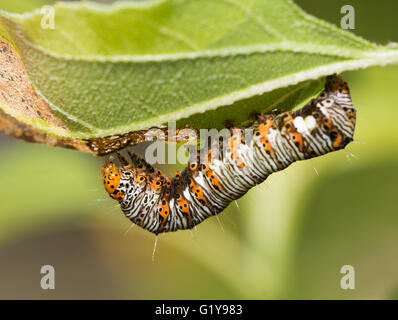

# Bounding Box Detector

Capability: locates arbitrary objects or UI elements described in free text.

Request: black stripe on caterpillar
[101,74,356,234]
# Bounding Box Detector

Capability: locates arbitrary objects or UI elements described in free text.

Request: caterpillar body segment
[101,75,356,234]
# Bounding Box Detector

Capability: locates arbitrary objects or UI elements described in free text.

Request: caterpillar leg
[222,119,237,130]
[115,151,130,168]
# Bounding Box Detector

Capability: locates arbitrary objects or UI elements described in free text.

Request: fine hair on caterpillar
[101,74,356,235]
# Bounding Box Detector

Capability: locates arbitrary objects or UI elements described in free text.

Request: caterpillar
[101,74,356,234]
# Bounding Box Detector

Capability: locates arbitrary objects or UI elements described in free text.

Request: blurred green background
[0,0,397,299]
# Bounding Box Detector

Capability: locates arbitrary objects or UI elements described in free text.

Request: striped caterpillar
[101,74,356,234]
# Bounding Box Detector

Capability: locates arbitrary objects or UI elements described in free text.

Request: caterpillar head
[314,74,356,149]
[292,74,356,153]
[101,161,125,201]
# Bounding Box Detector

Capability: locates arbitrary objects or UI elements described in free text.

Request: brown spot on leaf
[0,37,67,130]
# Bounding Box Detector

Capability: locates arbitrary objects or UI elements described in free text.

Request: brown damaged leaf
[87,125,199,156]
[0,108,91,151]
[0,39,66,130]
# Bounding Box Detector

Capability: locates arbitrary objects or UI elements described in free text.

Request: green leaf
[0,0,397,146]
[0,0,52,14]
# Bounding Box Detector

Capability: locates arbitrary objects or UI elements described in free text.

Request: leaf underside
[0,0,397,154]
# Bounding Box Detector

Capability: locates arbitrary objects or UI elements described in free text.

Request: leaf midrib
[11,34,386,63]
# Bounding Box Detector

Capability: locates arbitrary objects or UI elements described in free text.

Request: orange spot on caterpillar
[150,177,163,190]
[101,161,124,201]
[177,195,190,214]
[135,174,147,184]
[332,132,343,148]
[159,198,170,220]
